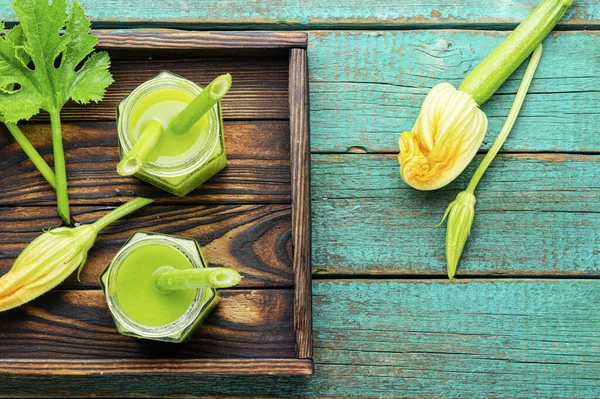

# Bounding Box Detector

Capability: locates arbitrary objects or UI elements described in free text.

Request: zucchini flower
[442,192,476,279]
[399,0,572,190]
[398,83,487,190]
[442,45,542,279]
[0,197,152,312]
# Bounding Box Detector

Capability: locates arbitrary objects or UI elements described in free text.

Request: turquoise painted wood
[312,153,600,276]
[1,280,600,398]
[309,30,600,153]
[0,0,598,27]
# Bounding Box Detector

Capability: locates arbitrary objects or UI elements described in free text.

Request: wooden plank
[32,55,289,121]
[307,279,600,398]
[309,30,600,153]
[0,204,293,288]
[0,289,295,361]
[96,30,308,50]
[313,153,600,210]
[2,280,600,397]
[289,48,312,359]
[0,1,597,28]
[312,153,600,276]
[0,120,291,205]
[0,358,313,376]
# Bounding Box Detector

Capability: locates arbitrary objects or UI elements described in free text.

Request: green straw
[117,120,164,176]
[153,266,242,292]
[169,73,232,135]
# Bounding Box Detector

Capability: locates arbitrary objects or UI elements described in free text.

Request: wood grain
[0,1,597,28]
[96,30,308,50]
[0,204,293,288]
[312,153,600,276]
[289,48,312,359]
[309,30,600,153]
[0,120,291,205]
[0,289,295,360]
[0,358,314,376]
[33,55,289,121]
[1,280,599,396]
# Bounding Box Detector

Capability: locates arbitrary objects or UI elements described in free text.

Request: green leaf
[0,0,113,122]
[0,23,44,122]
[68,51,113,104]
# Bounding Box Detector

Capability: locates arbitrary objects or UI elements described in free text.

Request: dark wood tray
[0,31,312,375]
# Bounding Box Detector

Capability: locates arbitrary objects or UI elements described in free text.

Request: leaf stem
[49,111,70,225]
[459,0,571,105]
[153,266,242,292]
[91,197,153,232]
[168,73,231,135]
[4,122,56,189]
[466,45,543,194]
[117,120,164,176]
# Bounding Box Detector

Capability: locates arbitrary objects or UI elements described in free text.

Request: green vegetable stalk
[0,197,152,312]
[443,45,543,279]
[170,73,232,135]
[398,0,572,191]
[116,120,164,176]
[153,266,242,292]
[2,119,56,189]
[0,0,114,225]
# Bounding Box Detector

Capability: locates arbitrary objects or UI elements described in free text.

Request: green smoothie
[117,72,227,197]
[128,88,210,167]
[114,242,196,326]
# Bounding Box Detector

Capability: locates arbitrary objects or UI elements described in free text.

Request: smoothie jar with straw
[100,231,241,343]
[116,72,230,196]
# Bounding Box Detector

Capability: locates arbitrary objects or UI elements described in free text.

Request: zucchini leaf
[0,0,113,123]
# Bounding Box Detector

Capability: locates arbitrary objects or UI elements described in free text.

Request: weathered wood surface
[96,30,308,50]
[309,30,600,153]
[1,1,598,27]
[0,0,598,392]
[0,204,293,288]
[0,358,314,376]
[0,120,291,205]
[0,289,295,360]
[312,153,600,276]
[2,280,600,397]
[289,48,312,359]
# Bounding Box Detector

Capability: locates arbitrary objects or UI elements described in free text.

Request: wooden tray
[0,31,312,376]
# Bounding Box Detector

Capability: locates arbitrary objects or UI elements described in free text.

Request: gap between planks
[2,21,598,32]
[312,274,600,281]
[0,202,291,208]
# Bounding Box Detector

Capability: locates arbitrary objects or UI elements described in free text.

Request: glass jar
[100,231,219,343]
[117,71,227,196]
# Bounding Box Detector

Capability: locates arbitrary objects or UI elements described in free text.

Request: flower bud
[442,191,476,279]
[0,197,152,313]
[398,83,488,190]
[0,225,97,312]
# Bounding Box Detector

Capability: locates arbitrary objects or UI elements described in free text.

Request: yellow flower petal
[0,225,97,312]
[398,83,488,190]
